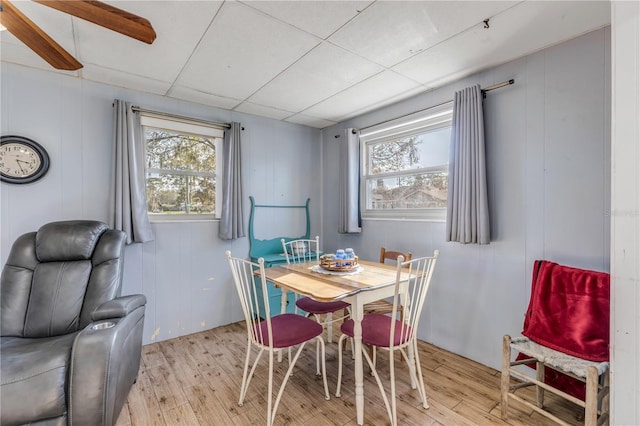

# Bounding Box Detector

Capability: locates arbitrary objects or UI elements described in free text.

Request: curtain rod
[130,106,231,130]
[354,79,515,134]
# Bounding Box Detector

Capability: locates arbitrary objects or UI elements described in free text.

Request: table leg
[352,299,365,425]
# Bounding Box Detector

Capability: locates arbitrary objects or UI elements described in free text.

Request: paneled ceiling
[0,1,610,128]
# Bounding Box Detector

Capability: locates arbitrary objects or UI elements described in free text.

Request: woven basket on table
[319,254,359,272]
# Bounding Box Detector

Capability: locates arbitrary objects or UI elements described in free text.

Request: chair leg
[363,346,393,425]
[585,366,598,426]
[412,339,428,409]
[238,337,253,406]
[406,344,418,389]
[602,368,610,419]
[500,335,511,419]
[368,345,375,376]
[267,349,274,426]
[536,361,545,408]
[326,312,333,343]
[389,347,398,426]
[269,339,330,425]
[316,338,321,376]
[335,334,347,397]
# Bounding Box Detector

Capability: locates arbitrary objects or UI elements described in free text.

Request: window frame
[360,101,453,221]
[140,114,224,222]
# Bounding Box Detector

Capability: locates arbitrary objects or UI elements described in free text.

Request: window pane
[365,171,448,210]
[147,173,215,215]
[145,128,216,173]
[367,127,450,175]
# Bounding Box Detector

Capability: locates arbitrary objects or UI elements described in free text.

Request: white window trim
[360,102,453,222]
[141,114,223,222]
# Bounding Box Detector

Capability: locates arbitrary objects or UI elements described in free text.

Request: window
[141,115,224,220]
[361,102,453,221]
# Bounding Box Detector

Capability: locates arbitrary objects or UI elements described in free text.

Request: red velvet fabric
[522,260,610,362]
[341,314,412,347]
[254,314,323,348]
[518,260,610,400]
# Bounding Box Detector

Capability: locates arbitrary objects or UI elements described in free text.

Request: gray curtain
[446,85,490,244]
[218,122,245,240]
[110,99,154,244]
[338,128,361,233]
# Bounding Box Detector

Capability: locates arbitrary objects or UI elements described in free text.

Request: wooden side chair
[363,247,413,315]
[335,251,439,426]
[226,251,330,426]
[501,260,610,426]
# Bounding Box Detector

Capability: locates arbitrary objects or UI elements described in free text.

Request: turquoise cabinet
[248,196,310,319]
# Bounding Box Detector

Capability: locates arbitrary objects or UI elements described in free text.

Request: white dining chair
[335,250,439,426]
[226,251,330,426]
[281,236,350,344]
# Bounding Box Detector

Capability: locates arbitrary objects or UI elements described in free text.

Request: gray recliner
[0,220,146,426]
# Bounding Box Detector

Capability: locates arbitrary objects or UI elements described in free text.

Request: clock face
[0,136,50,184]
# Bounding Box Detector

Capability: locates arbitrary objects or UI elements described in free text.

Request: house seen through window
[361,102,453,220]
[141,115,223,220]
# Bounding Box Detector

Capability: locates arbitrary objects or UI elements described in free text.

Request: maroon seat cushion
[254,314,323,348]
[341,314,411,348]
[296,297,349,315]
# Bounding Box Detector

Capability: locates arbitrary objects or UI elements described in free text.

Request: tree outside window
[143,125,220,218]
[361,103,452,220]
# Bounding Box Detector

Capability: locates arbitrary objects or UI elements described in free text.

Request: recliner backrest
[0,220,126,338]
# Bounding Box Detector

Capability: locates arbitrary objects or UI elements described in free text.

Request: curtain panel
[110,99,154,244]
[446,85,491,244]
[218,122,245,240]
[338,128,362,234]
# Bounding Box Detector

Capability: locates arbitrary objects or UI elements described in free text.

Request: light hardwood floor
[115,321,584,425]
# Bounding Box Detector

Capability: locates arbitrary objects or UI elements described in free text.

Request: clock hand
[15,159,26,174]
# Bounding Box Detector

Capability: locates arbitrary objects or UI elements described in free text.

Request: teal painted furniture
[248,196,311,318]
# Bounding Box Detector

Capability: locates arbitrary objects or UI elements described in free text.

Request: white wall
[610,2,640,424]
[321,27,611,370]
[0,63,322,344]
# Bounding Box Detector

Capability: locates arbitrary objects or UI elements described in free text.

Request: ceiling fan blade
[0,0,83,70]
[34,0,156,44]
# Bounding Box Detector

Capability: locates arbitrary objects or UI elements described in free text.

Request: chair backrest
[281,236,320,264]
[379,247,412,265]
[1,220,126,338]
[226,251,274,348]
[389,250,439,347]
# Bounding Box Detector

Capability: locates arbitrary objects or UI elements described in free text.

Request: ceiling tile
[1,1,612,129]
[247,42,383,112]
[75,1,221,83]
[329,1,518,67]
[233,102,295,121]
[285,113,337,129]
[176,2,320,100]
[242,1,373,39]
[168,86,242,110]
[393,1,611,88]
[302,70,423,121]
[81,65,172,95]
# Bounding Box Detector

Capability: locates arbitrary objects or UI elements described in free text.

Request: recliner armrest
[70,302,145,425]
[91,294,146,321]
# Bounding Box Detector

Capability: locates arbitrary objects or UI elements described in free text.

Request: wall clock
[0,135,50,184]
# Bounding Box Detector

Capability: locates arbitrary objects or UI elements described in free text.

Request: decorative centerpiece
[319,248,359,271]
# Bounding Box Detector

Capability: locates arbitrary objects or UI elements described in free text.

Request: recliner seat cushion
[0,333,76,425]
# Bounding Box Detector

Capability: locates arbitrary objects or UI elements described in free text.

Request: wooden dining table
[261,259,412,425]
